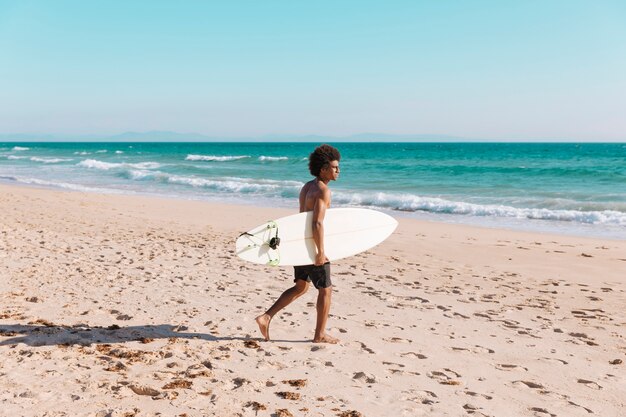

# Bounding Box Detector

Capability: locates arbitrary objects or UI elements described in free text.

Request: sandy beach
[1,183,624,417]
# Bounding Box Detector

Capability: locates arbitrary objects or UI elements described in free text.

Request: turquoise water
[1,142,625,239]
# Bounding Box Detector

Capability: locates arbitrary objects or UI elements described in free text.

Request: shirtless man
[256,144,341,343]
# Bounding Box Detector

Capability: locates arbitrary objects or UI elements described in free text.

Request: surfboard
[235,208,398,266]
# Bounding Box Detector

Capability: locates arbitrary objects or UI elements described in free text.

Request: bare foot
[313,333,339,344]
[255,314,271,341]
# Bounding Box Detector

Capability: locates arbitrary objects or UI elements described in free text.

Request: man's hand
[314,252,328,266]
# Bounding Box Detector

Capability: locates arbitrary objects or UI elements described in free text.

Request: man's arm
[312,188,331,266]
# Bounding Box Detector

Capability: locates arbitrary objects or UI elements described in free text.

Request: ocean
[1,142,625,239]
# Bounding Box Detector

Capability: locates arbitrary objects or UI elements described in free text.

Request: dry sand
[1,183,625,417]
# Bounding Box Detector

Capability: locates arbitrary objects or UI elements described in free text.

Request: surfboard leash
[266,221,281,266]
[237,222,281,266]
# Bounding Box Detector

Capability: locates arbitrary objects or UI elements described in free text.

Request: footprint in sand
[513,380,545,390]
[383,337,412,343]
[471,345,495,354]
[401,351,427,359]
[530,407,557,417]
[428,369,462,385]
[358,342,375,354]
[495,363,528,371]
[353,371,377,384]
[540,357,568,365]
[577,379,602,390]
[464,390,493,400]
[404,390,438,405]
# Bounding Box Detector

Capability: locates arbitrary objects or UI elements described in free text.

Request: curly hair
[308,144,341,177]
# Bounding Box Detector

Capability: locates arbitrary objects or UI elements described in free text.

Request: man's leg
[313,286,338,344]
[256,280,309,341]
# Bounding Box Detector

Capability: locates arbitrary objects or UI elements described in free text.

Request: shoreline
[2,179,625,242]
[1,183,625,416]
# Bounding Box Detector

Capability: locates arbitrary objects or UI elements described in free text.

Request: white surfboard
[235,208,398,266]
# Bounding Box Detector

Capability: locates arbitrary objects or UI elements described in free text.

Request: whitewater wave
[74,151,91,155]
[118,169,303,194]
[219,176,303,187]
[333,191,626,226]
[165,175,301,194]
[12,146,29,151]
[127,169,156,180]
[78,159,162,170]
[258,156,289,161]
[30,157,73,164]
[185,154,250,162]
[7,155,27,160]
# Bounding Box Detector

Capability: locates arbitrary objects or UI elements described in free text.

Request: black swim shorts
[294,262,332,289]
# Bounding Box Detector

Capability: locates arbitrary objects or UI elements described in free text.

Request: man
[256,144,341,344]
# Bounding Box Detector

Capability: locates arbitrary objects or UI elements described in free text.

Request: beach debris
[244,401,267,411]
[103,361,127,372]
[609,359,622,365]
[338,411,363,417]
[276,391,301,400]
[275,410,294,417]
[29,318,55,327]
[162,379,192,390]
[282,379,307,388]
[233,377,250,389]
[244,340,260,349]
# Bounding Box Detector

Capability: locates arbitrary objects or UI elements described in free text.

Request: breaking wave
[78,159,162,170]
[334,191,626,226]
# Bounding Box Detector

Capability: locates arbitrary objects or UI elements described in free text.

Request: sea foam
[185,154,250,162]
[258,156,289,161]
[30,157,73,164]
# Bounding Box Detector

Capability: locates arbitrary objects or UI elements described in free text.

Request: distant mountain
[107,131,217,141]
[256,133,471,142]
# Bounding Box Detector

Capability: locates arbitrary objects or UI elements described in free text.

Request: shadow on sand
[0,323,241,347]
[0,323,309,347]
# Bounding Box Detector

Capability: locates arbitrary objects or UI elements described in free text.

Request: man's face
[323,160,340,181]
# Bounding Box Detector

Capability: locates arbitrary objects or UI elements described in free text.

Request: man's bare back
[299,179,331,213]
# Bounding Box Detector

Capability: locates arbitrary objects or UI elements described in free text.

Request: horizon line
[0,131,624,143]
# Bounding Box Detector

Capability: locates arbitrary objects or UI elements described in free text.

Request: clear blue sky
[1,0,625,140]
